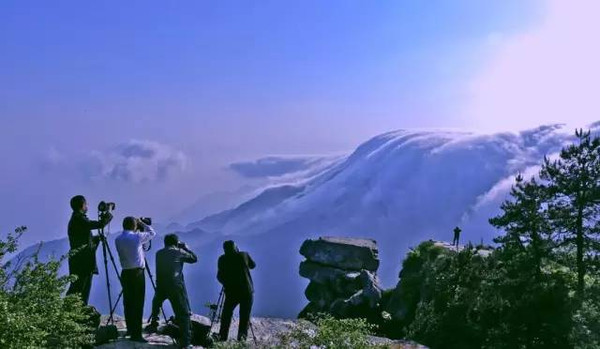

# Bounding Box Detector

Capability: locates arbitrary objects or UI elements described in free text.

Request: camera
[139,217,152,226]
[98,201,116,213]
[136,217,152,232]
[177,241,186,249]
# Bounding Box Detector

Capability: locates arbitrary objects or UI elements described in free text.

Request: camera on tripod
[98,201,116,213]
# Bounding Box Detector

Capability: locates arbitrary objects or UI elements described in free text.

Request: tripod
[108,259,168,325]
[208,287,225,332]
[208,287,257,345]
[97,212,123,326]
[97,214,167,327]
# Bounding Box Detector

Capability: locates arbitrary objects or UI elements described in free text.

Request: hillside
[15,124,585,317]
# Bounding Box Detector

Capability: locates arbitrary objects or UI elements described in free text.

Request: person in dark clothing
[217,240,256,341]
[66,195,113,304]
[453,226,462,247]
[147,234,197,348]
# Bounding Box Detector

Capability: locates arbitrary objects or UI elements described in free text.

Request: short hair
[164,234,179,247]
[223,240,236,253]
[70,195,86,211]
[123,216,137,231]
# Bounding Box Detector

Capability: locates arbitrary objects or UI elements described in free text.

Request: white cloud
[229,156,324,178]
[466,0,600,131]
[40,146,66,170]
[81,140,188,183]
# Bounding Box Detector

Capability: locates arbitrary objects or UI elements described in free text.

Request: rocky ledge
[94,315,425,348]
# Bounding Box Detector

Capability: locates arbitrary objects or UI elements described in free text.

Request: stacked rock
[299,237,383,320]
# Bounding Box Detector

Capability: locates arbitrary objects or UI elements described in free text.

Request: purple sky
[1,0,599,247]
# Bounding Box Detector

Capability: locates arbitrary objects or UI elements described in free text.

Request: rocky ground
[94,315,426,348]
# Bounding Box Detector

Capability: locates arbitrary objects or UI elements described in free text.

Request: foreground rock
[300,237,380,271]
[94,316,425,348]
[299,237,383,321]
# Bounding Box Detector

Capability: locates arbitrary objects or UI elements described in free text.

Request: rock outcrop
[94,316,426,348]
[299,237,383,321]
[95,314,212,348]
[381,240,493,338]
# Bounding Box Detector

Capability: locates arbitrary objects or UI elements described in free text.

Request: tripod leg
[250,321,258,345]
[104,239,122,283]
[209,288,224,332]
[216,288,225,323]
[144,259,168,323]
[108,290,123,325]
[100,235,115,325]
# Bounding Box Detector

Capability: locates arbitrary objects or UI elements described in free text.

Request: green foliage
[540,129,600,299]
[570,299,600,349]
[403,243,576,349]
[0,226,95,348]
[212,316,389,349]
[406,246,492,348]
[397,130,600,349]
[278,315,389,349]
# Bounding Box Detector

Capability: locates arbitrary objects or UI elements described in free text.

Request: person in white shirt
[115,216,156,343]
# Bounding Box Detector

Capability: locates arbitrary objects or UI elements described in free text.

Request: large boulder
[299,237,383,321]
[300,261,362,294]
[305,281,337,308]
[358,270,383,310]
[300,237,380,271]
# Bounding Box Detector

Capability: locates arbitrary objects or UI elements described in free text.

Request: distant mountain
[16,124,586,318]
[169,185,259,226]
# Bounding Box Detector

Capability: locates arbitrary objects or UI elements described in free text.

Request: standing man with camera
[115,217,156,343]
[147,234,197,348]
[67,195,113,305]
[217,240,256,342]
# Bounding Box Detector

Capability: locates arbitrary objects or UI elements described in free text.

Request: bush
[0,226,95,348]
[400,243,576,349]
[278,314,389,349]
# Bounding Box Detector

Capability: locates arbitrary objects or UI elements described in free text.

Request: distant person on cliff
[147,234,197,348]
[453,226,462,247]
[66,195,113,305]
[217,240,256,341]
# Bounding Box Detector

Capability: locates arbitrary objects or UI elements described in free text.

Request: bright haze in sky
[1,0,598,246]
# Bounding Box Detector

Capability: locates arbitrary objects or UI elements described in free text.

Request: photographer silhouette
[66,195,113,305]
[148,234,197,349]
[115,217,156,343]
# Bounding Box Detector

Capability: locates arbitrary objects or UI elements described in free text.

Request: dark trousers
[151,284,192,346]
[453,234,460,247]
[66,271,93,305]
[219,292,253,341]
[121,268,146,339]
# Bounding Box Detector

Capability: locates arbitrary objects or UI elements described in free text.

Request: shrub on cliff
[278,315,389,349]
[0,226,95,348]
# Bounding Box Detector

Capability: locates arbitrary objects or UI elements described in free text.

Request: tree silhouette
[540,129,600,299]
[490,175,552,276]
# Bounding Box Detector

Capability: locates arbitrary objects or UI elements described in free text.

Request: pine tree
[489,174,552,275]
[540,129,600,299]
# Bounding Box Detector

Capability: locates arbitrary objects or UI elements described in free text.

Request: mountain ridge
[14,123,588,317]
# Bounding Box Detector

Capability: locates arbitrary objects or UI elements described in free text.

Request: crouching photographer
[147,234,197,349]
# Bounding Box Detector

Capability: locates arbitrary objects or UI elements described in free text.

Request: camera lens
[98,201,116,212]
